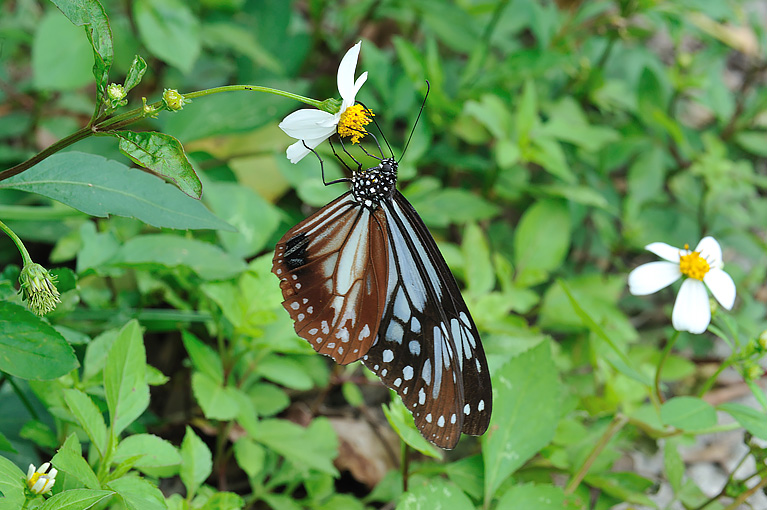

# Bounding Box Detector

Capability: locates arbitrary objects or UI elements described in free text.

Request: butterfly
[272,137,492,449]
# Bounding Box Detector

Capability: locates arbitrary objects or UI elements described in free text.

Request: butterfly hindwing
[272,192,389,365]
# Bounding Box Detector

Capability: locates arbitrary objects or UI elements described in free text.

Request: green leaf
[112,234,246,280]
[496,483,568,510]
[718,402,767,440]
[255,355,314,391]
[201,22,281,73]
[0,152,233,231]
[63,388,108,457]
[462,223,494,296]
[108,475,167,510]
[0,301,78,380]
[0,430,16,453]
[114,434,182,477]
[0,456,26,508]
[253,418,338,476]
[529,136,576,183]
[660,397,717,431]
[191,372,241,420]
[113,131,202,198]
[664,438,684,492]
[180,426,212,498]
[382,398,442,460]
[204,181,281,258]
[39,489,115,510]
[233,438,266,479]
[445,455,483,500]
[407,188,500,228]
[200,492,245,510]
[516,78,538,143]
[51,434,101,490]
[585,472,656,506]
[398,478,474,510]
[124,55,147,92]
[514,200,572,287]
[104,320,150,436]
[181,331,223,383]
[133,0,200,73]
[483,340,561,501]
[32,11,95,91]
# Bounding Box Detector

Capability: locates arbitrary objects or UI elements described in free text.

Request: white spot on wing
[478,399,485,412]
[418,388,426,405]
[403,366,414,380]
[464,404,470,415]
[383,349,394,363]
[409,341,420,356]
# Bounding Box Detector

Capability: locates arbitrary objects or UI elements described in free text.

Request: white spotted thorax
[352,158,397,208]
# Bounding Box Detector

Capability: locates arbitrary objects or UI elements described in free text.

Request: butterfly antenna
[357,101,394,159]
[400,80,430,162]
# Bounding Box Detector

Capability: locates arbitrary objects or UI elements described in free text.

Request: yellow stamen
[28,473,42,486]
[338,104,373,143]
[679,244,710,281]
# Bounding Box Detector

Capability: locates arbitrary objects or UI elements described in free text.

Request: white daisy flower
[26,462,57,495]
[279,41,372,163]
[628,236,736,334]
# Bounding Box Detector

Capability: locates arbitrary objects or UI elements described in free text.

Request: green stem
[0,85,322,182]
[722,472,767,510]
[0,219,33,265]
[401,440,410,493]
[564,414,629,495]
[655,331,680,404]
[698,357,733,398]
[0,205,86,221]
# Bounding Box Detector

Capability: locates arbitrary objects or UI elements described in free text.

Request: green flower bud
[18,263,60,316]
[163,89,190,111]
[106,83,128,109]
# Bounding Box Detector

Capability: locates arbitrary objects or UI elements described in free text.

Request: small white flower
[26,462,57,495]
[628,236,736,334]
[279,41,369,163]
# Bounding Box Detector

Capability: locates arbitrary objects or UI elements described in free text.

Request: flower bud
[18,263,60,316]
[106,83,128,109]
[26,462,57,495]
[163,89,190,111]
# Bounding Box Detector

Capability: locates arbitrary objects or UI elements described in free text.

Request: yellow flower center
[679,244,710,281]
[337,104,373,143]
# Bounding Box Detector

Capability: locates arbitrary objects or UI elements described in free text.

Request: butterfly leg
[336,136,365,171]
[301,140,350,187]
[358,132,385,161]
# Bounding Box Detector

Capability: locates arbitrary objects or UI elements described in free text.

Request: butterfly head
[352,158,398,207]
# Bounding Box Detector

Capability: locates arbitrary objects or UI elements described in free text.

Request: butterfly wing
[272,192,389,365]
[363,191,492,449]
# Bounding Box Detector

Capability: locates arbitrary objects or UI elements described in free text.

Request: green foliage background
[1,0,767,509]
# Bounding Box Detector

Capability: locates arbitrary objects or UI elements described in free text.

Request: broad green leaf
[204,181,281,258]
[83,328,120,383]
[108,475,167,510]
[32,11,94,90]
[253,418,338,476]
[0,430,16,453]
[514,199,572,287]
[735,131,767,157]
[104,320,150,436]
[201,22,281,73]
[529,137,576,183]
[445,455,483,501]
[407,188,500,228]
[398,478,474,510]
[114,434,182,476]
[191,372,240,420]
[660,397,717,431]
[584,472,656,507]
[39,489,115,510]
[124,55,147,92]
[255,355,314,391]
[664,438,684,492]
[112,234,246,280]
[20,420,57,449]
[181,331,223,383]
[0,152,233,231]
[516,78,538,144]
[133,0,200,73]
[483,340,561,501]
[113,131,201,198]
[63,389,107,457]
[180,426,212,498]
[718,402,767,440]
[233,438,266,479]
[0,456,25,508]
[382,399,442,460]
[51,434,101,490]
[247,382,290,417]
[462,223,494,296]
[0,301,78,380]
[534,184,611,210]
[637,67,669,117]
[496,483,568,510]
[200,492,245,510]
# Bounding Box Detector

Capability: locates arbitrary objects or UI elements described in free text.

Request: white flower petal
[49,468,58,478]
[672,279,710,334]
[340,71,368,112]
[645,242,682,262]
[704,268,736,310]
[279,109,336,139]
[285,136,329,163]
[337,41,362,101]
[27,464,35,480]
[628,261,681,295]
[695,236,723,267]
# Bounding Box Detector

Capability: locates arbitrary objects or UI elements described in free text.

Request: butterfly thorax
[352,158,397,207]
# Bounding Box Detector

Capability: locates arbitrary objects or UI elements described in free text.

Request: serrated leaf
[253,418,338,476]
[133,0,200,73]
[114,434,182,475]
[255,355,314,391]
[0,456,26,508]
[483,340,561,501]
[0,152,233,231]
[0,301,78,380]
[191,372,241,420]
[113,131,201,198]
[39,489,115,510]
[180,426,212,498]
[660,397,717,431]
[51,434,101,490]
[398,478,474,510]
[63,389,107,457]
[233,438,266,479]
[104,320,149,436]
[108,475,167,510]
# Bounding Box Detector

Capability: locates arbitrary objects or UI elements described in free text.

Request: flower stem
[0,219,32,266]
[0,85,321,182]
[697,356,733,398]
[401,440,410,493]
[722,471,767,510]
[655,331,680,404]
[564,414,629,495]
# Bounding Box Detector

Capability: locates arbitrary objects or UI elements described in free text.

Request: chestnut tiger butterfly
[272,98,491,449]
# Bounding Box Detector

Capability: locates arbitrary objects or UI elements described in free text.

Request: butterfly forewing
[272,192,389,365]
